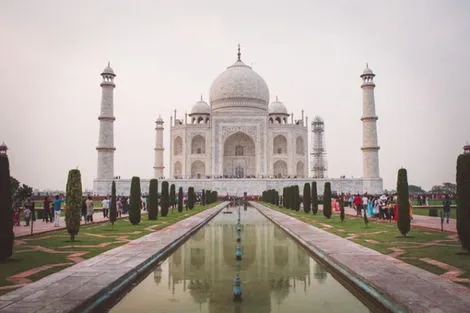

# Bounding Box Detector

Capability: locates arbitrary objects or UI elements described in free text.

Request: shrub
[0,152,13,261]
[65,169,82,241]
[428,207,438,217]
[161,181,169,217]
[188,187,195,209]
[148,179,158,220]
[110,181,117,226]
[303,183,311,213]
[323,182,332,218]
[129,176,141,225]
[202,190,206,206]
[397,168,410,237]
[170,184,176,209]
[312,182,318,215]
[457,153,470,252]
[178,187,183,212]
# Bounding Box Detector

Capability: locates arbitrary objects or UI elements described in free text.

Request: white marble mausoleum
[93,48,383,196]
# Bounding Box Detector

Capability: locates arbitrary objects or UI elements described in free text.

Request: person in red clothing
[353,195,362,216]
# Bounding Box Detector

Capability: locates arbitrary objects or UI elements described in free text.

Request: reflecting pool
[109,207,370,313]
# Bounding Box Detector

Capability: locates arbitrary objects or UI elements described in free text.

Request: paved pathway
[342,206,457,233]
[14,212,129,238]
[0,203,226,313]
[252,202,470,313]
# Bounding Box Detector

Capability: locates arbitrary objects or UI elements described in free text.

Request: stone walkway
[0,203,226,313]
[14,212,129,238]
[252,202,470,313]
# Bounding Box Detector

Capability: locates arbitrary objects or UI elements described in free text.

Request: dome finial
[200,94,203,101]
[276,95,278,101]
[237,44,241,61]
[108,61,110,67]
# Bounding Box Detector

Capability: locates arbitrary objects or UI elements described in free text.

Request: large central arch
[223,132,256,178]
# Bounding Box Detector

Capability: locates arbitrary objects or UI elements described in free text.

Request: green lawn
[260,202,470,287]
[0,203,219,294]
[412,208,457,219]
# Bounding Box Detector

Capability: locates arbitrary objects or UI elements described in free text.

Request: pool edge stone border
[251,202,470,313]
[0,203,228,313]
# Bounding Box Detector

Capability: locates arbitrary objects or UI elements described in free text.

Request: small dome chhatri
[361,63,375,76]
[268,96,288,115]
[209,45,270,113]
[190,95,211,115]
[101,61,116,76]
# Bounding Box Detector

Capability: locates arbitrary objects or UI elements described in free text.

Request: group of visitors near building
[13,195,65,227]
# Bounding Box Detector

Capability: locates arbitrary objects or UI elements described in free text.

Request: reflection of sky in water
[110,208,370,313]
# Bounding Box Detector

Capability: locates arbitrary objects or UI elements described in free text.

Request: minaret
[96,62,116,180]
[360,64,380,179]
[311,116,327,178]
[154,115,165,178]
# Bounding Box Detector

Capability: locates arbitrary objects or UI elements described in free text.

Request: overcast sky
[1,0,469,192]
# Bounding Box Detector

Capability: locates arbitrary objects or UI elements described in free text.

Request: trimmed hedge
[65,169,82,241]
[457,153,470,252]
[397,168,410,237]
[312,181,318,215]
[129,176,141,225]
[0,152,13,261]
[148,179,158,220]
[161,181,169,217]
[110,181,117,225]
[323,182,332,218]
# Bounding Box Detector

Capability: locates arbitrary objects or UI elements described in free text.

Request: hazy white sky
[1,0,469,192]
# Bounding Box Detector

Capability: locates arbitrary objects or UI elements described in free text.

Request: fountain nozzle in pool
[233,274,242,301]
[235,244,242,260]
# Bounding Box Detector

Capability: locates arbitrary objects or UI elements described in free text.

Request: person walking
[81,197,88,223]
[102,196,109,218]
[117,198,123,218]
[442,194,451,223]
[23,206,31,226]
[43,196,51,223]
[86,196,94,223]
[52,195,65,227]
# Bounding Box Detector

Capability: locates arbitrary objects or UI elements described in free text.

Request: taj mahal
[93,47,382,196]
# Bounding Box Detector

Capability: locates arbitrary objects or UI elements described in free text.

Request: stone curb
[0,203,227,313]
[251,202,470,313]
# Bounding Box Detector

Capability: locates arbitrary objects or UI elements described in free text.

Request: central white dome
[209,58,269,113]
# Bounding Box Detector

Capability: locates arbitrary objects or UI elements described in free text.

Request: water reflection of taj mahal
[155,212,328,312]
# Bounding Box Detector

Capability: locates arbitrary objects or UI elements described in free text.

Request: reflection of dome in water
[188,280,210,304]
[271,277,291,304]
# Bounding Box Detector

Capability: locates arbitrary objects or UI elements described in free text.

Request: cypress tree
[339,197,345,222]
[129,176,141,225]
[457,153,470,252]
[303,183,311,213]
[312,182,318,215]
[148,179,158,220]
[0,151,13,261]
[161,181,169,217]
[170,184,176,209]
[282,187,286,208]
[294,185,300,211]
[178,187,184,212]
[188,187,195,209]
[323,182,332,218]
[397,168,410,237]
[110,181,117,226]
[65,169,82,241]
[202,190,206,206]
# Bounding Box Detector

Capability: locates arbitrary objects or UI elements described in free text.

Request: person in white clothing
[102,197,110,218]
